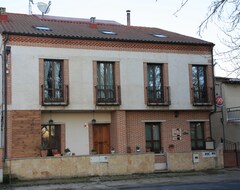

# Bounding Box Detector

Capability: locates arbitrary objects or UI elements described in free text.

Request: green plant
[64,148,71,153]
[40,144,48,150]
[91,148,96,152]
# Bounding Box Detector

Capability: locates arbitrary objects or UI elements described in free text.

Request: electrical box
[193,153,199,163]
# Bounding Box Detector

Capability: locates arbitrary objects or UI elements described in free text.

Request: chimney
[126,10,131,26]
[89,17,97,29]
[0,7,6,14]
[0,7,8,22]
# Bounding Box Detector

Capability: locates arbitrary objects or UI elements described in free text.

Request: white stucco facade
[10,45,212,111]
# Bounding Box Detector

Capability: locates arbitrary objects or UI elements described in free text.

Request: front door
[93,124,110,154]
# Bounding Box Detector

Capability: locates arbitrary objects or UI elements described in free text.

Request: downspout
[3,34,9,159]
[208,44,216,140]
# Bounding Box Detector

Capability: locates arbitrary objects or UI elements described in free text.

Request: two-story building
[0,9,223,180]
[211,77,240,167]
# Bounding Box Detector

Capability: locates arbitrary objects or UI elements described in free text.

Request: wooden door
[93,124,110,154]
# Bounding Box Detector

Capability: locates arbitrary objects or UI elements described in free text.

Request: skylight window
[34,26,51,31]
[101,30,117,35]
[153,34,168,38]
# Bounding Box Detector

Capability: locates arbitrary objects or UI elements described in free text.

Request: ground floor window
[41,124,61,154]
[145,122,161,153]
[190,122,205,150]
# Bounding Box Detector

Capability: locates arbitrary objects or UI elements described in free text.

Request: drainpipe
[208,45,216,140]
[3,34,9,159]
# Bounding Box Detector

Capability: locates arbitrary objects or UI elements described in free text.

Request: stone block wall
[4,153,155,181]
[167,148,224,172]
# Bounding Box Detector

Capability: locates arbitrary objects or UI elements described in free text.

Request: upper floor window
[41,59,69,106]
[95,61,121,105]
[191,65,212,105]
[145,123,162,153]
[146,63,170,105]
[190,122,205,150]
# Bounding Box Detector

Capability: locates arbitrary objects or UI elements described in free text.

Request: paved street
[1,168,240,190]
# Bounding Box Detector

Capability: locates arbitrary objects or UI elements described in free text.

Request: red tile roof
[0,13,214,46]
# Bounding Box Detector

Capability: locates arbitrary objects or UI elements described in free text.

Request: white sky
[0,0,232,77]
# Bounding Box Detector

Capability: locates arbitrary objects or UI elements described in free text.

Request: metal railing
[41,85,69,106]
[192,87,213,105]
[95,85,121,105]
[147,86,171,105]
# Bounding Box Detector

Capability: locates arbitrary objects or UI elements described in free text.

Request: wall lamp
[5,46,11,55]
[174,111,179,118]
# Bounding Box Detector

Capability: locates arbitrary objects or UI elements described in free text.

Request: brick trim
[8,35,212,54]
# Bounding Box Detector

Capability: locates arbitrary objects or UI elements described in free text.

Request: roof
[0,13,214,46]
[215,77,240,84]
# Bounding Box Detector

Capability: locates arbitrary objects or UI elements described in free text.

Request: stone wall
[4,153,155,181]
[167,147,224,171]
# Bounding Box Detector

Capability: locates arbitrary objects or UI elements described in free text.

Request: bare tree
[161,0,240,77]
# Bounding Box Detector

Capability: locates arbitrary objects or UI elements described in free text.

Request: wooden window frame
[39,58,69,106]
[145,122,162,153]
[144,63,170,106]
[190,122,205,150]
[93,61,121,106]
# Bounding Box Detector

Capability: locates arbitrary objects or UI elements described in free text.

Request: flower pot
[40,150,48,157]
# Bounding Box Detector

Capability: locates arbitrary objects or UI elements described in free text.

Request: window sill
[96,102,120,106]
[147,103,170,106]
[193,102,213,106]
[42,102,68,106]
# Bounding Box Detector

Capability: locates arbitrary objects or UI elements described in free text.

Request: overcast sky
[1,0,231,77]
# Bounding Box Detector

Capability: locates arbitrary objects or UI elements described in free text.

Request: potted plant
[91,148,97,155]
[136,146,141,153]
[40,144,48,157]
[168,144,175,152]
[146,146,151,152]
[64,148,71,156]
[127,146,131,153]
[111,147,115,154]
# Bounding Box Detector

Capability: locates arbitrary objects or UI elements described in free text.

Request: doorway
[93,124,110,154]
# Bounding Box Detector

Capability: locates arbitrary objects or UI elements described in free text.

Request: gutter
[208,44,216,140]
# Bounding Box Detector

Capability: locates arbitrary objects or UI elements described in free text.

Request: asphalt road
[120,180,240,190]
[1,168,240,190]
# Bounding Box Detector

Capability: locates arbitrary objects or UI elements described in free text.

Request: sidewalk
[1,168,240,189]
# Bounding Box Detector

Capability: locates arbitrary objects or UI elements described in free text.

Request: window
[96,61,116,103]
[147,63,170,105]
[41,59,69,105]
[192,65,208,104]
[152,34,168,38]
[100,30,117,35]
[145,123,162,153]
[190,122,205,150]
[41,124,61,153]
[34,26,51,31]
[148,64,163,103]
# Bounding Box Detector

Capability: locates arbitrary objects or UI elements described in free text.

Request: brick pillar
[0,148,3,183]
[111,111,127,153]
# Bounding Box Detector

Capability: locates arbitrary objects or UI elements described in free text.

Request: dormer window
[34,26,51,31]
[152,34,168,38]
[100,30,117,35]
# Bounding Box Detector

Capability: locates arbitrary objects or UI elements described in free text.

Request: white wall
[10,46,211,110]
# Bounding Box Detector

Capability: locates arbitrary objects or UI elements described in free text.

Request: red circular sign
[216,96,223,106]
